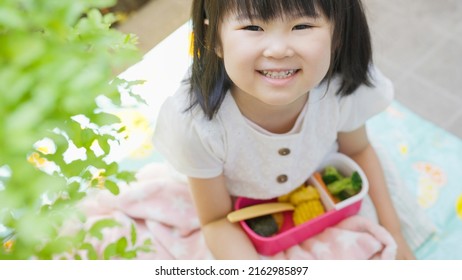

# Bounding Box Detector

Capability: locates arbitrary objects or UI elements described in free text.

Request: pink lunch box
[234,153,369,256]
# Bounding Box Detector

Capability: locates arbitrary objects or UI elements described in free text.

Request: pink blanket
[78,163,397,260]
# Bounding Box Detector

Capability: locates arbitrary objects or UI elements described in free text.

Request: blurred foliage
[100,0,150,24]
[0,0,153,259]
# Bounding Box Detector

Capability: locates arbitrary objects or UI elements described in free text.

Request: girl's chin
[255,93,309,107]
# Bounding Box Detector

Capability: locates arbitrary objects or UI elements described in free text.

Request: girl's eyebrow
[233,14,263,22]
[232,12,320,22]
[289,12,320,20]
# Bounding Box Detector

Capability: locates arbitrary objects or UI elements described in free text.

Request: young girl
[154,0,414,259]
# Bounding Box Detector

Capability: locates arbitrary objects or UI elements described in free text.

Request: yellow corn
[289,185,320,206]
[278,184,305,203]
[292,200,325,226]
[277,184,326,226]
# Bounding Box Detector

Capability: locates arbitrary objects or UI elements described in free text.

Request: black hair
[189,0,373,119]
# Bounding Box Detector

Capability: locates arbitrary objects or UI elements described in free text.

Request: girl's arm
[337,125,415,260]
[187,175,260,259]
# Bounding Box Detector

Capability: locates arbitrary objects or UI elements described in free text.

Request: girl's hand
[338,128,416,260]
[188,175,260,259]
[392,233,415,260]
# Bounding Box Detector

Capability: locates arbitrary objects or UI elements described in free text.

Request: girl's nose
[262,38,295,59]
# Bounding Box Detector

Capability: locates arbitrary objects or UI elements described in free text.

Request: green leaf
[116,237,128,254]
[104,162,119,176]
[138,239,155,253]
[88,219,120,240]
[122,250,137,259]
[91,0,117,9]
[81,243,98,260]
[72,229,86,245]
[93,112,121,126]
[104,180,120,195]
[130,223,137,245]
[3,69,34,106]
[98,137,111,154]
[6,101,44,132]
[0,7,27,29]
[102,13,117,25]
[38,236,74,259]
[67,182,86,201]
[68,63,108,93]
[61,160,90,179]
[8,35,46,67]
[116,171,136,184]
[103,243,117,260]
[81,128,98,149]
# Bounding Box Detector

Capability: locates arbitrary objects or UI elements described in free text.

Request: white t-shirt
[153,67,393,199]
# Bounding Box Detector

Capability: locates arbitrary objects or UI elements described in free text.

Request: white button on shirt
[153,67,393,199]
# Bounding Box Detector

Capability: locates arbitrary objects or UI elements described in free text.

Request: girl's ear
[203,19,223,58]
[215,45,223,58]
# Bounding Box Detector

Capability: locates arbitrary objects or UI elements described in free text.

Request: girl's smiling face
[218,10,333,108]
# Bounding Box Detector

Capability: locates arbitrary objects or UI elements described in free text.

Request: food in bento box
[320,166,363,201]
[278,184,320,204]
[246,213,283,237]
[235,153,369,256]
[292,199,325,226]
[246,185,326,236]
[288,185,325,225]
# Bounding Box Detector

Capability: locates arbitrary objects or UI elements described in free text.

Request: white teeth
[261,70,297,79]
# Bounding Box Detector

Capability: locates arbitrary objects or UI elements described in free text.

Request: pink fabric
[77,163,397,260]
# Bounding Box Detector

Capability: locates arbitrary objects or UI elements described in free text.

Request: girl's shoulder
[156,79,225,140]
[153,81,226,178]
[319,65,393,102]
[334,66,394,132]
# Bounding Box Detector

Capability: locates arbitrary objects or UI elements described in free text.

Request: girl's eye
[243,25,263,31]
[293,24,312,30]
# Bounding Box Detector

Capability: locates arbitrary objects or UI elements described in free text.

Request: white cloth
[153,66,394,199]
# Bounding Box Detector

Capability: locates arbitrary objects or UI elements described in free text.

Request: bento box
[234,153,369,256]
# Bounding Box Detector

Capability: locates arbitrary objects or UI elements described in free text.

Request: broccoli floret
[322,166,344,184]
[326,171,362,198]
[326,177,350,195]
[351,172,362,192]
[246,215,279,237]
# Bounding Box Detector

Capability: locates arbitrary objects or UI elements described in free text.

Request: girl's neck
[231,91,309,134]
